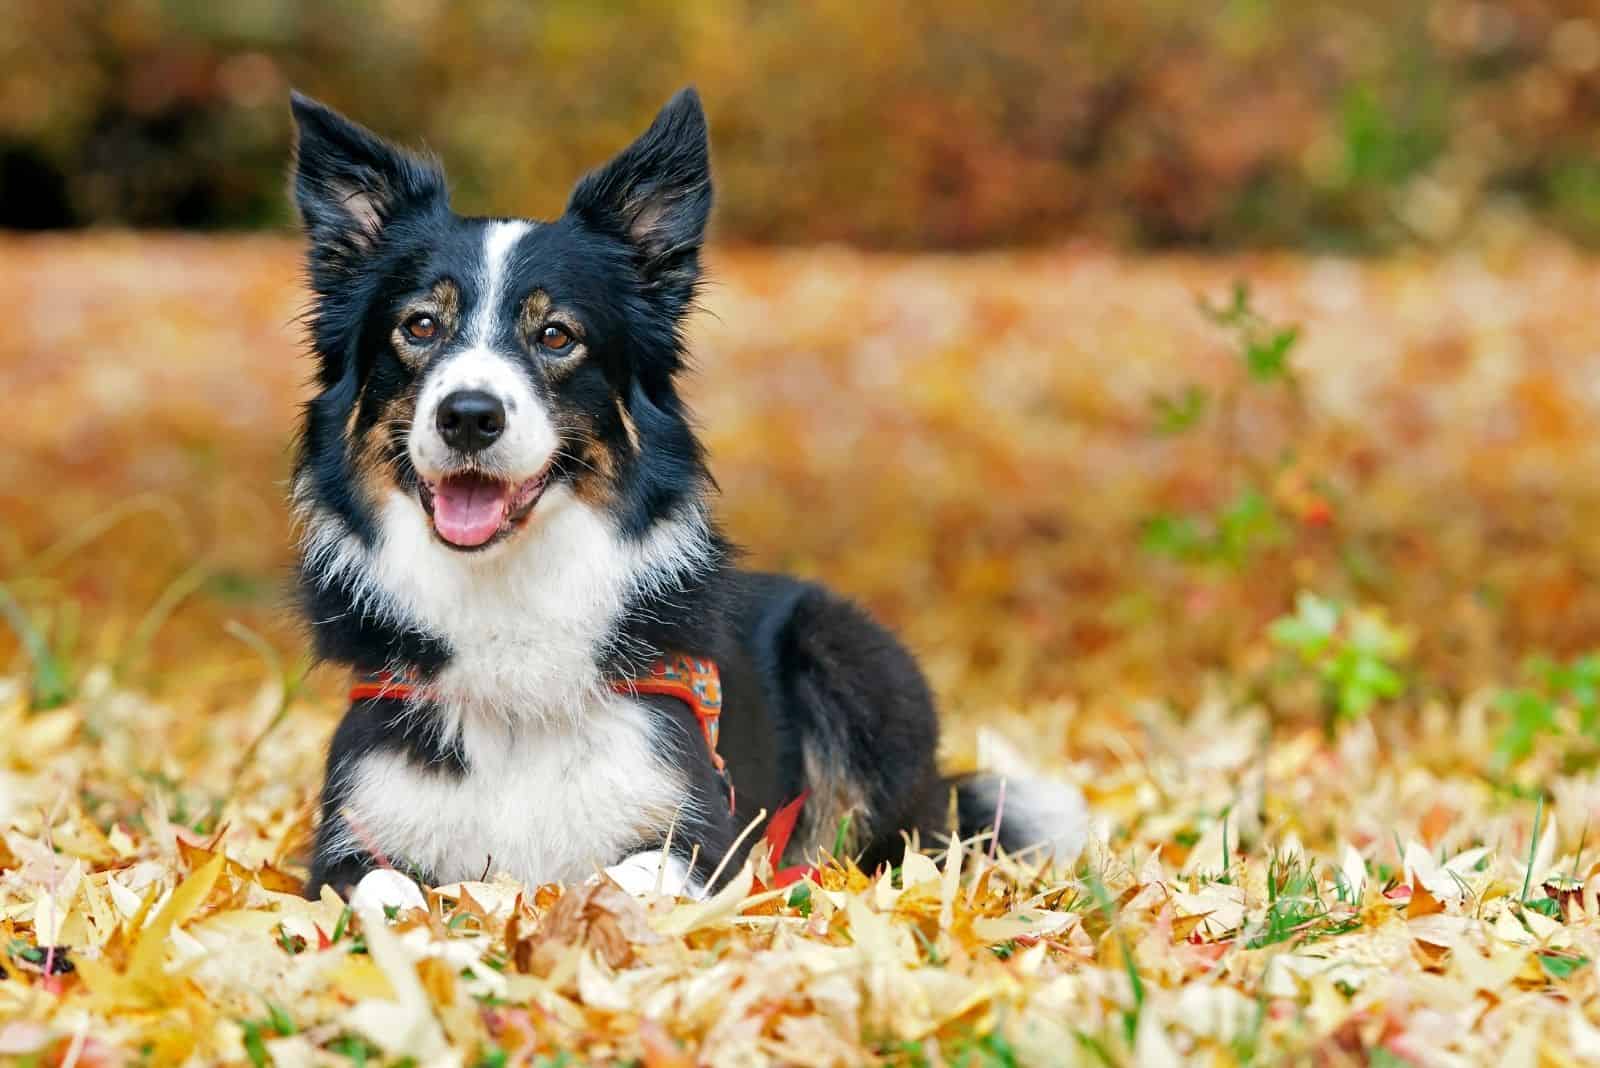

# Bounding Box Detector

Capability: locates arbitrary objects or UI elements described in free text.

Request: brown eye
[403,313,438,342]
[540,324,575,352]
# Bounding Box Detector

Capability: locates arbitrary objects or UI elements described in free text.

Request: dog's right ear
[290,92,445,260]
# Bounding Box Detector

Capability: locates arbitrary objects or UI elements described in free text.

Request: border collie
[289,87,1088,901]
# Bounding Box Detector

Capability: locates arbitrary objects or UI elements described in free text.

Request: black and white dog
[290,87,1087,901]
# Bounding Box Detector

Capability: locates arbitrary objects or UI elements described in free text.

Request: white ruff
[299,480,716,890]
[299,482,714,725]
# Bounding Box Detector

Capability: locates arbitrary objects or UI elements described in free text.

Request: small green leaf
[327,1035,372,1067]
[264,1001,295,1036]
[833,813,853,857]
[1539,950,1590,980]
[1245,326,1299,381]
[1494,689,1556,769]
[1526,897,1562,919]
[1270,593,1339,655]
[241,1021,268,1068]
[787,883,813,917]
[474,1046,510,1068]
[1199,280,1253,326]
[1140,513,1205,561]
[1369,1049,1417,1068]
[1150,385,1209,434]
[331,905,352,944]
[1215,489,1283,566]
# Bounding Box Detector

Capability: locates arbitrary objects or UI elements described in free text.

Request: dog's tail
[948,771,1090,865]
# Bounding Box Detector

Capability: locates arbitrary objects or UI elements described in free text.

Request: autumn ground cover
[4,234,1600,1064]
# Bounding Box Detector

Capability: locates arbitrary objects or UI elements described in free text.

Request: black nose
[435,390,506,454]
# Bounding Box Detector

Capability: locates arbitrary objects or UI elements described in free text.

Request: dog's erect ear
[290,91,445,258]
[566,88,711,309]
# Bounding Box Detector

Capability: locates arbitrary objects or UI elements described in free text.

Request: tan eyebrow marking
[390,279,461,366]
[519,290,553,332]
[519,290,587,377]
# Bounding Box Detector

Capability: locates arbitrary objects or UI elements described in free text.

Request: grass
[4,236,1600,1062]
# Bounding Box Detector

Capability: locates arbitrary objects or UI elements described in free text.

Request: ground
[3,236,1600,1065]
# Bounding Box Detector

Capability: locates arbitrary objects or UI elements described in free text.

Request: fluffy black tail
[949,772,1089,864]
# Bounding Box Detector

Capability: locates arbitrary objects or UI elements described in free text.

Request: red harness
[350,654,812,885]
[350,654,731,806]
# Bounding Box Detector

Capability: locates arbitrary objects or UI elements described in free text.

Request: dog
[289,86,1088,901]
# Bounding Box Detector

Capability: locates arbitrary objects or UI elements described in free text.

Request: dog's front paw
[601,850,694,898]
[348,868,428,915]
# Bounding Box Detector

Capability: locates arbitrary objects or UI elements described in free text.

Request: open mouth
[418,467,551,550]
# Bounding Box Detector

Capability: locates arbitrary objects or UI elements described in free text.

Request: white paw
[348,869,428,915]
[602,850,694,898]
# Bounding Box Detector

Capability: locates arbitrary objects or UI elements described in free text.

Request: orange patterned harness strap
[349,654,733,810]
[617,654,726,776]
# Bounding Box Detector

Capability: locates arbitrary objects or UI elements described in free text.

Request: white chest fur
[338,692,692,886]
[301,481,713,724]
[299,480,717,887]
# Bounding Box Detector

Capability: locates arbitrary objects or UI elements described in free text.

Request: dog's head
[291,88,711,553]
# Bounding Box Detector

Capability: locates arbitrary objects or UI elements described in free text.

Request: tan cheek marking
[571,430,619,507]
[351,388,420,505]
[569,399,639,505]
[390,326,419,366]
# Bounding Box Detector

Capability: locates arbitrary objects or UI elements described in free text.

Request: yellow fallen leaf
[971,909,1076,943]
[31,886,63,944]
[940,829,962,931]
[652,862,756,937]
[342,908,455,1065]
[327,953,396,1001]
[78,851,224,1008]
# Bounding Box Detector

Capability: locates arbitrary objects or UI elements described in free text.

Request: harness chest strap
[349,653,731,803]
[349,655,818,885]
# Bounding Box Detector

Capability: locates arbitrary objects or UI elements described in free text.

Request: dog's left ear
[567,88,711,312]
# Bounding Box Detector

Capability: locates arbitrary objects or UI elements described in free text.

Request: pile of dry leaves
[4,678,1599,1065]
[5,236,1600,1064]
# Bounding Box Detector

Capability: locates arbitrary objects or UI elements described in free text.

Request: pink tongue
[431,474,512,547]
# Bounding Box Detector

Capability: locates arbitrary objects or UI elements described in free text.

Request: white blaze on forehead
[471,220,532,346]
[409,219,554,482]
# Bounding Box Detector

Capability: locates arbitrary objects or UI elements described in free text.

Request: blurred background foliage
[5,0,1600,248]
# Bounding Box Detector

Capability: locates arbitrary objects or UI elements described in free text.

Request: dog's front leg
[308,813,430,912]
[306,848,374,901]
[306,808,386,898]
